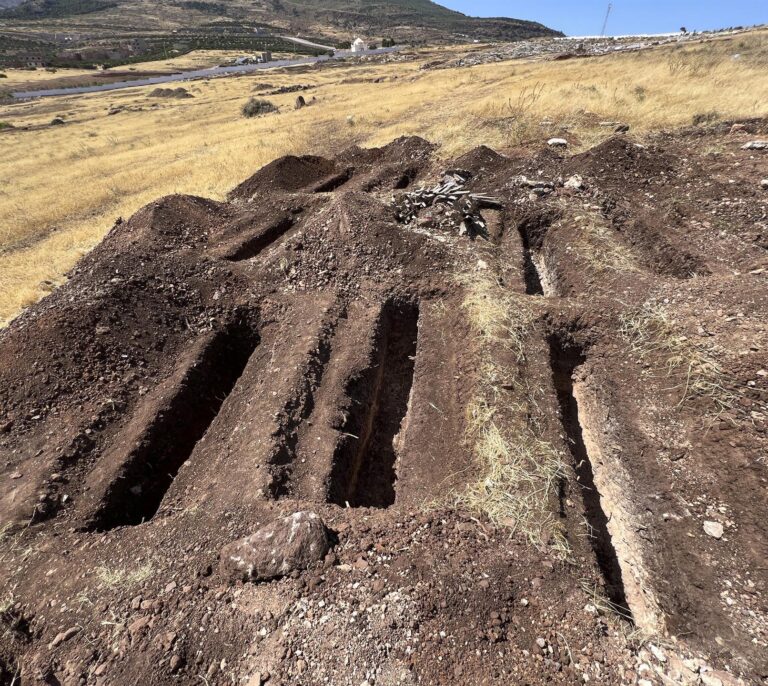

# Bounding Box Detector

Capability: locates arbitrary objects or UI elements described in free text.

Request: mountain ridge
[0,0,563,43]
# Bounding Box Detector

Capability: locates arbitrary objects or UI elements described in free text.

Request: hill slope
[0,0,562,42]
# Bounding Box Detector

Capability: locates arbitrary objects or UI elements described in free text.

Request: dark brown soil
[1,124,767,686]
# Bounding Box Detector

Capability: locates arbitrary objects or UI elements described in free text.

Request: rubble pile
[394,171,502,237]
[419,29,745,70]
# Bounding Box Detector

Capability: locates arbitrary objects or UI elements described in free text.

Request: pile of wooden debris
[394,171,502,237]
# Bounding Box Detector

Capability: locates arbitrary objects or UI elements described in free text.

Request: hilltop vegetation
[0,0,561,42]
[2,0,116,18]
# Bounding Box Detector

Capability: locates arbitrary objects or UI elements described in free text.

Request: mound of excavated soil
[1,124,767,686]
[148,88,194,99]
[228,155,343,199]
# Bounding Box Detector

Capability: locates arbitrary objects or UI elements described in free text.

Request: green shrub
[0,121,14,130]
[241,97,278,118]
[0,73,7,79]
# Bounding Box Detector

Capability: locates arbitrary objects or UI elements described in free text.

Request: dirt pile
[0,124,767,685]
[148,88,193,99]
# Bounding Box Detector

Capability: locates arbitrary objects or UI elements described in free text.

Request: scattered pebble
[564,174,584,190]
[703,521,724,539]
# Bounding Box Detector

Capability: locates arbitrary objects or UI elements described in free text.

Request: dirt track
[1,123,767,685]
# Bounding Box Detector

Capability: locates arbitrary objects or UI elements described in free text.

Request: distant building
[351,38,366,53]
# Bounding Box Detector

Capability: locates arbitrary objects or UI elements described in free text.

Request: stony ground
[0,121,767,685]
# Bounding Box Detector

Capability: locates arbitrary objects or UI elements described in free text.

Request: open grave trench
[502,206,644,626]
[327,299,419,508]
[3,130,766,682]
[548,334,632,619]
[82,315,261,531]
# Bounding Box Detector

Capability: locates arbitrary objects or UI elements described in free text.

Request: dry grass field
[0,51,274,98]
[0,30,767,325]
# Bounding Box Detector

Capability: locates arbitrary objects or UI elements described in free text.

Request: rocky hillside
[0,0,561,42]
[278,0,561,41]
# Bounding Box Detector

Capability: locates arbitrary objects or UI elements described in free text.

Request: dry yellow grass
[0,66,96,86]
[1,31,767,325]
[123,49,263,72]
[458,272,568,554]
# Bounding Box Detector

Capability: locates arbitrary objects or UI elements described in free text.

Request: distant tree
[680,26,687,34]
[368,42,378,50]
[336,40,351,49]
[382,37,395,47]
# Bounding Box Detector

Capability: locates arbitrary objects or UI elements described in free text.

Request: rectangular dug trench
[516,212,558,296]
[224,216,295,261]
[313,167,354,193]
[548,334,633,620]
[87,321,259,530]
[328,301,419,508]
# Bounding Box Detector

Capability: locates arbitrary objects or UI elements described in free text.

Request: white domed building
[351,38,366,53]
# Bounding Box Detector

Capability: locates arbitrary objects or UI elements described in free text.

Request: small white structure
[351,38,366,53]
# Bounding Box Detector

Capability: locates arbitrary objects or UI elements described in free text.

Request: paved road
[11,47,400,100]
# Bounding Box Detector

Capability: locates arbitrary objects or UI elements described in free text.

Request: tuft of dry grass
[458,272,532,360]
[95,562,153,588]
[458,272,568,555]
[0,30,767,324]
[619,299,736,409]
[569,210,642,276]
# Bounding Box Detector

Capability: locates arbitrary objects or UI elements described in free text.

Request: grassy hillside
[286,0,559,40]
[3,0,116,18]
[0,0,561,41]
[0,31,766,324]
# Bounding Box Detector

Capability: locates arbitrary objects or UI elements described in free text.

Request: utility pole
[601,2,613,37]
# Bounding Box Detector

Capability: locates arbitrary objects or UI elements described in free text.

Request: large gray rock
[220,511,331,582]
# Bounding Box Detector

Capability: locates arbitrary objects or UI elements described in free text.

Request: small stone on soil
[220,511,331,582]
[703,521,724,539]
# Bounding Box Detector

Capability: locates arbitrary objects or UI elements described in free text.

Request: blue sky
[441,1,767,36]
